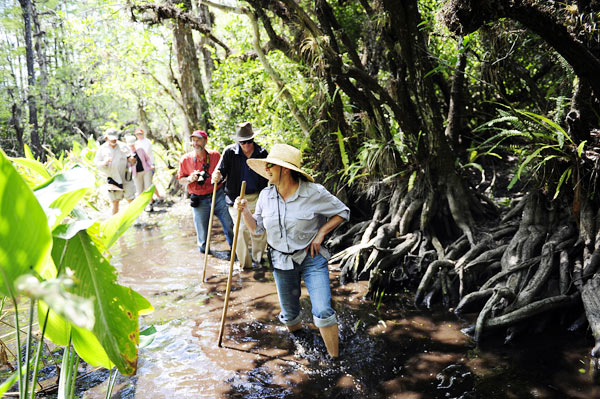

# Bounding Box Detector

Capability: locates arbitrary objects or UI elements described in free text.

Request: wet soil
[77,200,600,399]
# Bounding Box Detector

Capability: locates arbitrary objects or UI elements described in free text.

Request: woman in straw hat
[235,143,349,358]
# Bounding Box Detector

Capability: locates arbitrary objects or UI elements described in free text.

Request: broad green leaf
[53,219,95,240]
[39,301,71,347]
[34,166,95,231]
[52,232,139,375]
[93,186,154,250]
[72,325,114,370]
[10,157,51,180]
[133,289,154,315]
[0,149,52,297]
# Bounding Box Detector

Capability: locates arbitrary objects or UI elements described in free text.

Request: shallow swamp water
[68,201,600,398]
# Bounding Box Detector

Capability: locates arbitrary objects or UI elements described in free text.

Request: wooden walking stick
[201,181,219,282]
[217,181,246,347]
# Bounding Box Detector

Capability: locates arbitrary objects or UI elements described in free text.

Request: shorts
[107,180,136,201]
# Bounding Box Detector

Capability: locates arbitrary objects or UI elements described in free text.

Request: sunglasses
[266,163,275,169]
[240,139,253,145]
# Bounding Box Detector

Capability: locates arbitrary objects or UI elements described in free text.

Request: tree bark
[171,0,211,132]
[32,2,50,147]
[444,37,467,150]
[197,3,215,83]
[18,0,42,159]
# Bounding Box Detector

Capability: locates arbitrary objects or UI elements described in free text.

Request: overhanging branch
[130,3,231,56]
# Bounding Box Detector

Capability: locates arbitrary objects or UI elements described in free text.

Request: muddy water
[81,202,600,399]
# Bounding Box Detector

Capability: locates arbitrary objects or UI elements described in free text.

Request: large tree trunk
[170,0,211,133]
[18,0,41,159]
[31,2,50,148]
[197,3,215,84]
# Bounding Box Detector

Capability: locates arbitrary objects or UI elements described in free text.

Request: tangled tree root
[329,186,600,358]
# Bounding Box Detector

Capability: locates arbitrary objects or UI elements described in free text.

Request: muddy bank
[80,200,600,399]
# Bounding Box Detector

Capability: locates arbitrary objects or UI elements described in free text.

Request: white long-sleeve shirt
[94,142,129,184]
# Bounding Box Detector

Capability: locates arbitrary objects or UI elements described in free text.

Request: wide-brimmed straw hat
[231,122,257,141]
[125,135,136,145]
[247,143,314,182]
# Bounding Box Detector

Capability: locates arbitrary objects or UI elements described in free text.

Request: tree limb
[130,2,231,56]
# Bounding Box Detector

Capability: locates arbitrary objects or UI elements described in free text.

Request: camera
[191,170,208,184]
[197,170,207,184]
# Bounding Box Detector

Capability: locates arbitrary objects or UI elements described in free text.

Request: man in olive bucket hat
[212,122,269,269]
[234,143,350,358]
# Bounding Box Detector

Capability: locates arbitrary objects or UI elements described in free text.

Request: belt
[191,192,212,199]
[267,243,296,256]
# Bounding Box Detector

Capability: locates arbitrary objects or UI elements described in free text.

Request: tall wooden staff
[201,182,219,282]
[217,181,246,347]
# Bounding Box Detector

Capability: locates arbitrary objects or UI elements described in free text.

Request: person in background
[235,143,350,359]
[125,135,154,209]
[135,128,162,201]
[177,130,234,257]
[94,129,136,215]
[212,122,268,269]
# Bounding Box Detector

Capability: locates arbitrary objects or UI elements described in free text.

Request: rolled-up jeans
[272,253,337,328]
[192,187,234,252]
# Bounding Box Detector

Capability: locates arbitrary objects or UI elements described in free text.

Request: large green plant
[0,147,154,397]
[472,104,584,199]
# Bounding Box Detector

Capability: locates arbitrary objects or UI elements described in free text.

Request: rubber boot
[318,324,339,358]
[287,322,302,332]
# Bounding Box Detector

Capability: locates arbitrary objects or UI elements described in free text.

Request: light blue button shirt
[254,181,350,270]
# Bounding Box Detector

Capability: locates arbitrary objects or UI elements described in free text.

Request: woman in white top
[235,143,349,358]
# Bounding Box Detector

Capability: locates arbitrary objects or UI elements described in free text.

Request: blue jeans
[192,187,234,252]
[272,253,337,328]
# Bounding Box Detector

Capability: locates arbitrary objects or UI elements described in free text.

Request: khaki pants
[133,170,153,196]
[228,193,267,269]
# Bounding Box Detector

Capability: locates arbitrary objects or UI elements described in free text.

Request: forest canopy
[4,0,600,358]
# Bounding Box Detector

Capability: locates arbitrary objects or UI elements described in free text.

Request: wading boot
[318,323,339,358]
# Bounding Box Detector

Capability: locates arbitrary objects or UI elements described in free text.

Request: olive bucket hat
[231,122,257,142]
